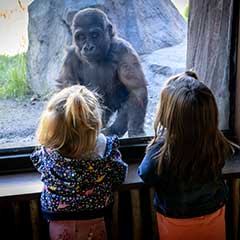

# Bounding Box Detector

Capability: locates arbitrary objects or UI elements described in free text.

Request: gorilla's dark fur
[57,8,148,137]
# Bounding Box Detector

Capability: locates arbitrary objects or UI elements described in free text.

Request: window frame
[0,130,235,175]
[234,0,240,144]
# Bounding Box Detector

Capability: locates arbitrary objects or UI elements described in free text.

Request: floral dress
[30,135,127,218]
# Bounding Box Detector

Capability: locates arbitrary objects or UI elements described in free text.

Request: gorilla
[56,8,148,137]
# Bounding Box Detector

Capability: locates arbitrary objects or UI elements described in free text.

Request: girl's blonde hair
[37,85,102,158]
[149,72,233,182]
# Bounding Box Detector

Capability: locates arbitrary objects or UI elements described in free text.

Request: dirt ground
[0,90,157,149]
[0,75,168,149]
[0,99,46,148]
[0,72,167,148]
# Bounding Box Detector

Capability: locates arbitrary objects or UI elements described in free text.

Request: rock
[30,94,40,103]
[141,37,187,86]
[141,39,187,136]
[27,0,186,95]
[149,65,173,76]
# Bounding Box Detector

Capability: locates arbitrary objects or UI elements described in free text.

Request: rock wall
[27,0,186,95]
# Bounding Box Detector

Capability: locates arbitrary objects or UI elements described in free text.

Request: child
[138,73,234,240]
[153,70,198,138]
[31,85,128,240]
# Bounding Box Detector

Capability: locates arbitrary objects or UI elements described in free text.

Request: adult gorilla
[57,8,148,137]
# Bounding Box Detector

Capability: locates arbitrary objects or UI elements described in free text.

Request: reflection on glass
[0,0,188,148]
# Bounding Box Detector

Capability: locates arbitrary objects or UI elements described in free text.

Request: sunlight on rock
[0,0,33,55]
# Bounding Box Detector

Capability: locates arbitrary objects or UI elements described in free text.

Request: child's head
[37,85,102,158]
[153,70,198,137]
[153,72,233,181]
[166,80,219,142]
[164,70,198,87]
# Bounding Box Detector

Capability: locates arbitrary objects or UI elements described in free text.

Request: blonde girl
[31,85,127,240]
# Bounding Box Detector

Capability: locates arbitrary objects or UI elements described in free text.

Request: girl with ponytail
[31,85,127,240]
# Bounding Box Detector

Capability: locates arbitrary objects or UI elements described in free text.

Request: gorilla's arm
[56,48,82,89]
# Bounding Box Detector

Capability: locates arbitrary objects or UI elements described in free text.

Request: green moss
[0,53,31,99]
[183,4,189,22]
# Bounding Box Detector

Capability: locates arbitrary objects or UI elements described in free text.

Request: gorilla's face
[73,26,108,60]
[72,10,113,62]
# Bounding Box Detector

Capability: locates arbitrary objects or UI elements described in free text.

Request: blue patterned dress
[30,135,127,220]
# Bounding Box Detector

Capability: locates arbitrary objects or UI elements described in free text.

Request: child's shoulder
[94,134,119,159]
[149,136,165,151]
[30,146,45,159]
[30,146,60,161]
[144,136,165,161]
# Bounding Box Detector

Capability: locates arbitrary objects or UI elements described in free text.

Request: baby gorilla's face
[72,11,112,62]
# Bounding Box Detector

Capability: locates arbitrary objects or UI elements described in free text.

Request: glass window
[1,0,231,149]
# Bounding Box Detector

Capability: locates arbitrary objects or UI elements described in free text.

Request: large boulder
[141,38,187,135]
[27,0,186,95]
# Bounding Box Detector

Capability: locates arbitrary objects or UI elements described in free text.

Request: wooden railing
[0,157,240,240]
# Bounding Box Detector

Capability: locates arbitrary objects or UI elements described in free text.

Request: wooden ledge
[1,155,240,202]
[0,164,143,201]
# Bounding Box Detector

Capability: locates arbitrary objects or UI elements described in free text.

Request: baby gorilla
[56,8,148,137]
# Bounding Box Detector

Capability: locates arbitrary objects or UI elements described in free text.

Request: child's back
[31,85,128,240]
[31,134,126,219]
[138,72,234,240]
